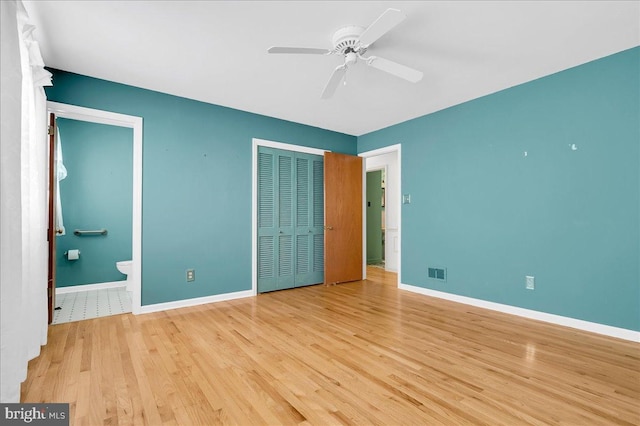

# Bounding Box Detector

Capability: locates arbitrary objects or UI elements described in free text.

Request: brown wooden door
[324,152,363,285]
[47,113,56,324]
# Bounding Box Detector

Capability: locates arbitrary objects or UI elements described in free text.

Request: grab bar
[74,228,108,236]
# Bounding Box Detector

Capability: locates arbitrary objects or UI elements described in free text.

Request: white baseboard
[399,283,640,343]
[56,281,126,294]
[139,289,255,314]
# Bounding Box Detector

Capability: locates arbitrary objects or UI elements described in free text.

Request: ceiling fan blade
[358,8,406,48]
[268,47,331,55]
[321,65,347,99]
[366,56,423,83]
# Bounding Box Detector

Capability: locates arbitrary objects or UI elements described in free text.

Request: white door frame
[251,138,328,295]
[359,144,401,285]
[47,101,143,314]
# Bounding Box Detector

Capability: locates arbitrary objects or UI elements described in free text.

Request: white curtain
[0,0,51,403]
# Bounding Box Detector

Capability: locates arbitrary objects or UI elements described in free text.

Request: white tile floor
[53,287,132,325]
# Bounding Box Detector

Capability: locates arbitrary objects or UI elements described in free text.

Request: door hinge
[47,125,55,136]
[48,287,52,297]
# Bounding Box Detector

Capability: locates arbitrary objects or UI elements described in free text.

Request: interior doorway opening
[360,144,401,286]
[47,102,143,317]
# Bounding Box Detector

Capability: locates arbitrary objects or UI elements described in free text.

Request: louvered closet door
[277,153,295,289]
[257,149,278,292]
[295,153,324,287]
[258,147,324,293]
[258,148,294,291]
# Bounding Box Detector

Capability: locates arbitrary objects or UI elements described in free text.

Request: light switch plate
[402,194,411,204]
[526,275,534,290]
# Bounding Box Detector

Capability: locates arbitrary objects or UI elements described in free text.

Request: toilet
[116,260,133,291]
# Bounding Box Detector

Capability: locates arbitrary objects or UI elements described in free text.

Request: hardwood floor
[22,267,639,425]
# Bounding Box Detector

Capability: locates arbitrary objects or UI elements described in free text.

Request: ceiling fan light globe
[345,52,357,66]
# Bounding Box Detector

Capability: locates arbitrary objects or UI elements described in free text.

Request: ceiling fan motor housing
[332,26,365,54]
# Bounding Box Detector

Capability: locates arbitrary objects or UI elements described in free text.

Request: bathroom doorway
[47,102,143,323]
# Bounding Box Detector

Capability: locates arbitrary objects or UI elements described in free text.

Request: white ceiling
[23,1,639,136]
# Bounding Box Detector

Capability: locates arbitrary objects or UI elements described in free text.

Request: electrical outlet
[526,275,535,290]
[186,269,195,282]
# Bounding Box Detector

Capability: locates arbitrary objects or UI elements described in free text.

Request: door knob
[325,226,333,230]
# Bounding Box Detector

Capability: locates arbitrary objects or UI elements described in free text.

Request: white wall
[366,151,398,272]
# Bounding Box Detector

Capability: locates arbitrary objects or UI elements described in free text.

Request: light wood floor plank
[22,267,639,425]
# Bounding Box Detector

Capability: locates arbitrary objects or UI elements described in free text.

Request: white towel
[55,126,67,235]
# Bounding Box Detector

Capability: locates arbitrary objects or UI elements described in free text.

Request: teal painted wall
[56,118,133,287]
[358,47,640,331]
[46,70,356,305]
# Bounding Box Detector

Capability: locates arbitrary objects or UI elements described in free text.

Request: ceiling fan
[268,8,423,99]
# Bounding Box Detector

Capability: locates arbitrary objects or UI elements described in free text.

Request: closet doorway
[256,146,325,292]
[252,139,364,293]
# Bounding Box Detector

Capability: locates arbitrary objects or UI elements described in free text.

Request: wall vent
[428,267,446,281]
